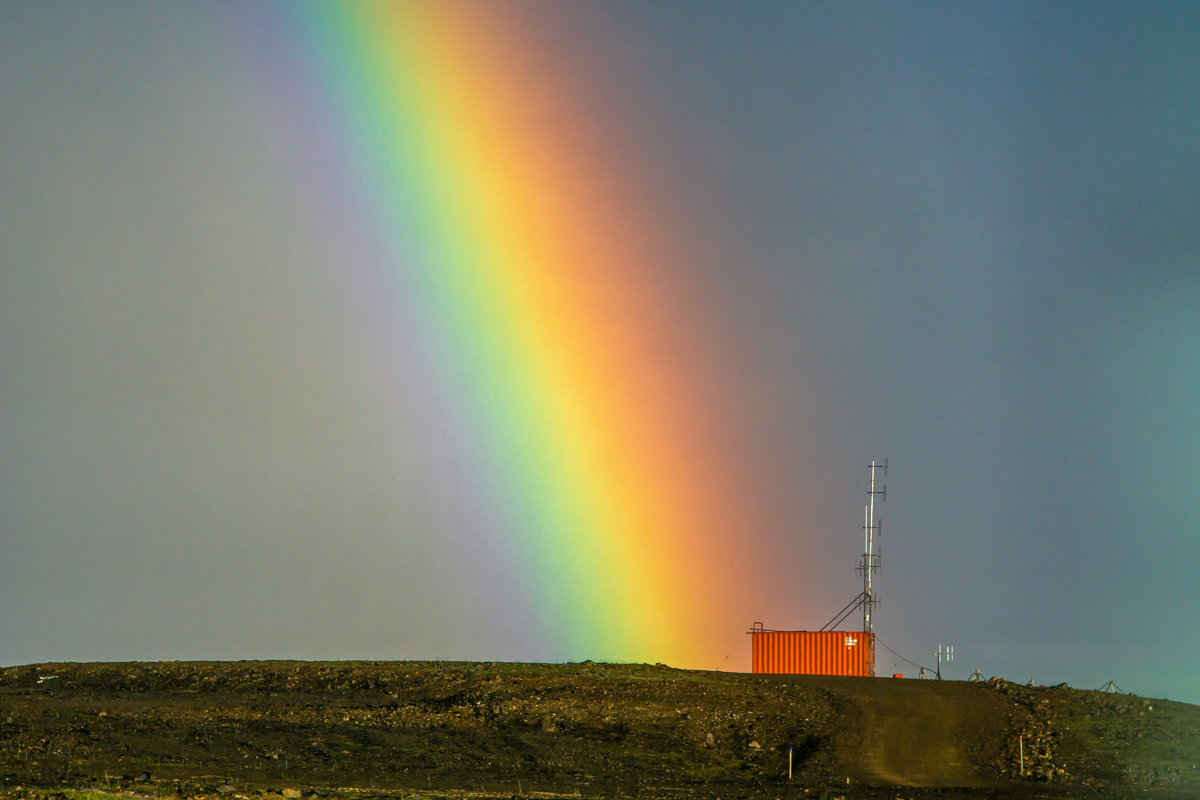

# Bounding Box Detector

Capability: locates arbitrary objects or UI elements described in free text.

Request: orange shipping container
[750,630,875,676]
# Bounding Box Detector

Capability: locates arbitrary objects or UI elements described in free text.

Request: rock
[135,772,151,783]
[217,785,237,794]
[282,789,302,799]
[704,732,715,748]
[748,740,762,750]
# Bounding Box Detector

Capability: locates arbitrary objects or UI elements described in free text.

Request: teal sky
[2,1,1199,702]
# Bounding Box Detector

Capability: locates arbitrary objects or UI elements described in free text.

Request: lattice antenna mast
[859,459,886,632]
[820,457,889,634]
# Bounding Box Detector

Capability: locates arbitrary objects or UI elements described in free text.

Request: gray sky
[2,1,1198,702]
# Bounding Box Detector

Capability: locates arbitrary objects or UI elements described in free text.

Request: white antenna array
[936,644,954,680]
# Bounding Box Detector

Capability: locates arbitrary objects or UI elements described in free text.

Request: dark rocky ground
[0,661,1196,800]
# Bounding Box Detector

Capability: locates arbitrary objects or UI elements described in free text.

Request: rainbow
[233,2,771,667]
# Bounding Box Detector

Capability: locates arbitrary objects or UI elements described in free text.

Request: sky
[2,1,1198,704]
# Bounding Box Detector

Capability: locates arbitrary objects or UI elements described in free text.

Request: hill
[0,661,1195,799]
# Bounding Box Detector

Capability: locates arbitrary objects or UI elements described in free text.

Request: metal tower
[822,458,887,633]
[860,459,886,632]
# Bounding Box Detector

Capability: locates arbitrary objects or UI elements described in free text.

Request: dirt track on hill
[804,676,1014,787]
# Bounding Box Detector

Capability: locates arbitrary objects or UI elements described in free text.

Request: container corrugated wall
[750,630,875,676]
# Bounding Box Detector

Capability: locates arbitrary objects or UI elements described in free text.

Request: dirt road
[802,676,1014,787]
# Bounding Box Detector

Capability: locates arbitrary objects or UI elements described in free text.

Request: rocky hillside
[0,661,1195,799]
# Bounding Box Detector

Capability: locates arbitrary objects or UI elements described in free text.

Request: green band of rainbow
[240,2,769,666]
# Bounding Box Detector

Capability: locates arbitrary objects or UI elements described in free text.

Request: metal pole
[862,459,885,634]
[868,462,875,602]
[789,747,793,780]
[863,503,870,632]
[1019,735,1024,776]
